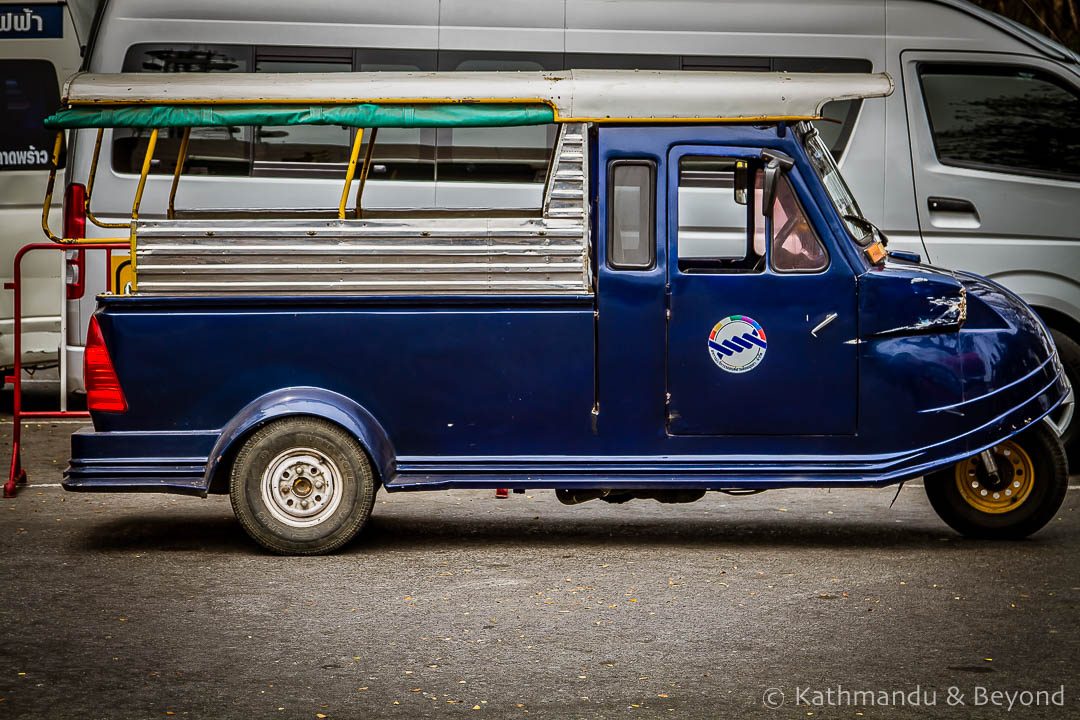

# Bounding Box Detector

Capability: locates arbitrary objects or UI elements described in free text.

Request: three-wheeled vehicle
[41,70,1069,554]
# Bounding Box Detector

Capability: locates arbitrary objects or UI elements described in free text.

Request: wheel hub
[954,440,1034,514]
[261,448,343,527]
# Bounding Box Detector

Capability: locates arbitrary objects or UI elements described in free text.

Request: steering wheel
[775,213,800,246]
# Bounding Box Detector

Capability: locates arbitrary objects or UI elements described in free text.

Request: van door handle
[927,196,977,214]
[811,312,838,337]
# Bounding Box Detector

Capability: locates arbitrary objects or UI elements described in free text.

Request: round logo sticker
[707,315,768,373]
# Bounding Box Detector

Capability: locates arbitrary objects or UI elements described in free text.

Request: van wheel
[1048,328,1078,466]
[924,423,1067,539]
[229,417,376,555]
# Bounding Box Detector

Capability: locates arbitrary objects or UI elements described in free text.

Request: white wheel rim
[260,447,344,528]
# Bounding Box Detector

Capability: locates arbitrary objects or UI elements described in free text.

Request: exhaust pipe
[555,489,611,505]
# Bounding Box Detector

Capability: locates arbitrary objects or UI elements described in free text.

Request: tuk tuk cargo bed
[133,124,591,295]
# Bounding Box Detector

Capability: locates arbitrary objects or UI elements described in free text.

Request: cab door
[665,145,857,436]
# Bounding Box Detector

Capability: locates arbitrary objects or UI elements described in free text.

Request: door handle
[927,196,977,214]
[811,312,838,337]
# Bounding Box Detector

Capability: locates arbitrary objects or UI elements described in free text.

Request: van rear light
[65,249,85,300]
[64,183,86,300]
[84,316,128,413]
[63,183,86,239]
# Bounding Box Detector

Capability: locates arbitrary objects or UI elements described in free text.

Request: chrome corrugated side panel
[134,124,592,296]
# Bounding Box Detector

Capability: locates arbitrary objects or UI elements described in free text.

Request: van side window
[677,157,763,273]
[680,56,872,158]
[115,44,560,189]
[114,44,253,177]
[253,48,353,175]
[919,64,1080,181]
[608,161,655,270]
[355,49,438,184]
[0,59,63,171]
[769,174,828,273]
[437,52,561,186]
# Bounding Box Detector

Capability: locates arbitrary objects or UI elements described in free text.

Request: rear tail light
[84,315,128,413]
[64,183,86,300]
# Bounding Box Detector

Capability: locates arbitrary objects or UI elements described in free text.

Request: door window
[676,156,764,273]
[0,59,63,171]
[918,64,1080,181]
[769,175,828,273]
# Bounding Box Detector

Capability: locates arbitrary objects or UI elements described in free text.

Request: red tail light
[84,315,128,413]
[63,183,86,239]
[64,183,86,300]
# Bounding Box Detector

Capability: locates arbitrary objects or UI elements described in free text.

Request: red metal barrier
[4,243,127,498]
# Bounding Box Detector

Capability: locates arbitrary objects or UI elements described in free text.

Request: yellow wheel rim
[954,440,1034,514]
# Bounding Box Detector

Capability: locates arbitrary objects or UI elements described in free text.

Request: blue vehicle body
[64,124,1068,497]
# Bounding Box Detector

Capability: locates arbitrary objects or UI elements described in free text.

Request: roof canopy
[56,69,893,125]
[44,103,553,130]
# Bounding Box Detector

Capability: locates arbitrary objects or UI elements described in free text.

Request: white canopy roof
[63,69,893,122]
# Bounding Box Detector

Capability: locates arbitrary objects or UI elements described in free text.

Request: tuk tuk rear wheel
[229,417,376,555]
[924,423,1067,539]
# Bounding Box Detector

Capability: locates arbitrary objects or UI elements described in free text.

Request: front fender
[203,387,396,491]
[983,270,1080,335]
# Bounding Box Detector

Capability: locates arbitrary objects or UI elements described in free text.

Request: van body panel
[0,0,82,370]
[440,0,564,53]
[90,1,440,54]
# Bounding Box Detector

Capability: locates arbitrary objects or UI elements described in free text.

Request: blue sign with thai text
[0,5,63,39]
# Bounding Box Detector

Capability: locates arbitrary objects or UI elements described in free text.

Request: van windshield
[801,125,871,246]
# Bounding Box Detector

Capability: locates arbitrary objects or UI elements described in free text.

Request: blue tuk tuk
[41,70,1069,553]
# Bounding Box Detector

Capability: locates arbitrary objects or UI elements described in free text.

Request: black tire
[1048,328,1079,468]
[924,422,1067,539]
[229,417,377,555]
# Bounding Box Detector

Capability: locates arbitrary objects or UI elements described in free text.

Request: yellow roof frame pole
[338,127,365,220]
[129,128,159,292]
[40,131,65,243]
[85,128,130,230]
[41,128,129,245]
[354,127,378,219]
[168,127,192,220]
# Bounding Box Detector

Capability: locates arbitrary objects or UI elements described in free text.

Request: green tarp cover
[43,103,556,130]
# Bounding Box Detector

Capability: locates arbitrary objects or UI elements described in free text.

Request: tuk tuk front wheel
[924,423,1067,539]
[229,417,376,555]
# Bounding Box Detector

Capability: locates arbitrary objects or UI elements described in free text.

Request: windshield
[802,125,872,246]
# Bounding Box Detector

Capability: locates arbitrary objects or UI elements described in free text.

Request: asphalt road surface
[1,381,1078,719]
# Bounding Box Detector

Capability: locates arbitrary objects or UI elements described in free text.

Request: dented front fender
[859,262,966,338]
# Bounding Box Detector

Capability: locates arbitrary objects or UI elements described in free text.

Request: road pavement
[1,382,1077,719]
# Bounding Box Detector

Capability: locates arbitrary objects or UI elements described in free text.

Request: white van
[67,0,1080,458]
[0,1,97,380]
